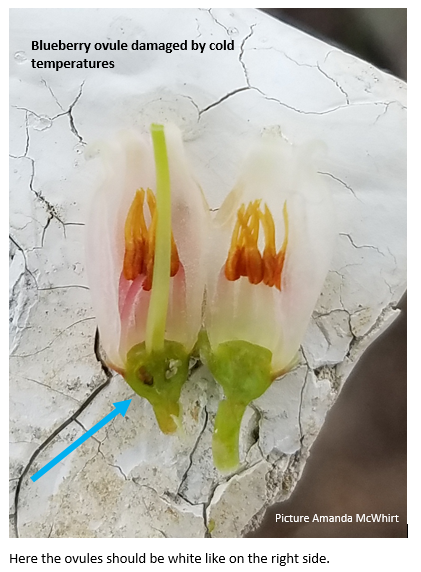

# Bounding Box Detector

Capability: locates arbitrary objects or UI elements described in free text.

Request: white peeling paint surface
[10,8,406,538]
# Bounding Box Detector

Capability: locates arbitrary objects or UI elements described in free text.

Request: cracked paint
[10,8,406,538]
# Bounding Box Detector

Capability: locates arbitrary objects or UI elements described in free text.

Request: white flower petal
[205,131,335,374]
[165,124,210,350]
[85,124,208,368]
[86,134,154,369]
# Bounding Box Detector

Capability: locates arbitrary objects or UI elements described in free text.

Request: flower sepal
[124,340,189,434]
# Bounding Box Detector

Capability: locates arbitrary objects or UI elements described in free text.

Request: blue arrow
[30,399,131,482]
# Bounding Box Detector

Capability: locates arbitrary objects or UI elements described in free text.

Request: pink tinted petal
[118,273,131,316]
[165,124,209,351]
[165,265,188,346]
[119,274,151,360]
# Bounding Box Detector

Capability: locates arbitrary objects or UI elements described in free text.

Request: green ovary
[201,335,273,472]
[125,341,189,434]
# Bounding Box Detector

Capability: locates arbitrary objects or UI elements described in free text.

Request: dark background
[249,8,407,538]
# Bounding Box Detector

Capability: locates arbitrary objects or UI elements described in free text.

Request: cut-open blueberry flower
[201,129,335,471]
[86,123,208,433]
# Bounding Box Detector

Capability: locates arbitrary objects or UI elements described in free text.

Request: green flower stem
[213,400,247,472]
[200,334,273,472]
[146,124,171,355]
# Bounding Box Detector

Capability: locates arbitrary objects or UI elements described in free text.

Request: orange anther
[225,246,243,281]
[245,247,263,284]
[170,235,180,277]
[224,200,289,290]
[123,187,180,289]
[123,190,146,281]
